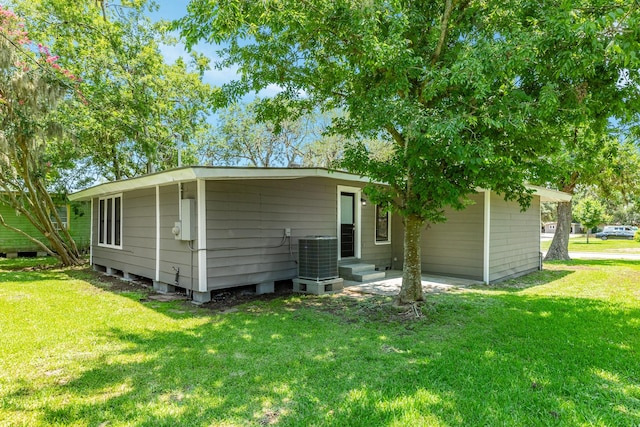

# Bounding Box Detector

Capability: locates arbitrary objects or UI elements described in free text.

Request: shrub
[635,230,640,242]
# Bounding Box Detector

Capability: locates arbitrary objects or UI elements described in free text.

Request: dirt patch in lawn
[90,272,154,293]
[85,269,294,311]
[203,282,294,312]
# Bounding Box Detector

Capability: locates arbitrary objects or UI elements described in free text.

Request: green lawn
[541,235,640,253]
[1,258,639,426]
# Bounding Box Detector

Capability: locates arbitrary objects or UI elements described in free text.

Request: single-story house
[69,167,570,303]
[542,222,584,234]
[0,199,91,257]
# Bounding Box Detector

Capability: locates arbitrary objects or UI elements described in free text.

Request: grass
[1,258,639,426]
[541,235,640,253]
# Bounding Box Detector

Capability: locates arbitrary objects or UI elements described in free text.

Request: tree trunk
[396,215,424,305]
[544,201,572,261]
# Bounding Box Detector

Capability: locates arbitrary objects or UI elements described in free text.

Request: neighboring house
[0,199,91,257]
[542,222,557,233]
[542,222,584,234]
[571,223,585,234]
[69,167,571,303]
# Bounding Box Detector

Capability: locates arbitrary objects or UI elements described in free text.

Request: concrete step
[339,263,376,275]
[339,263,386,282]
[352,271,386,282]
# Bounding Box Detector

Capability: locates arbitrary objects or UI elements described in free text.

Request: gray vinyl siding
[489,193,540,282]
[157,183,199,290]
[419,193,485,280]
[91,175,393,292]
[92,188,156,280]
[205,178,392,290]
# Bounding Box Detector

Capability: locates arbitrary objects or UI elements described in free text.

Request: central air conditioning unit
[298,236,338,281]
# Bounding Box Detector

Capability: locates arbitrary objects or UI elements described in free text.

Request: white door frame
[337,185,362,260]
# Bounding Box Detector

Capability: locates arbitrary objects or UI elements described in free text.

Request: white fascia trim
[155,185,160,282]
[483,190,491,284]
[197,179,207,292]
[69,167,374,201]
[337,185,362,260]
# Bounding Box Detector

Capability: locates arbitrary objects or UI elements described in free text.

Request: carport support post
[483,190,491,285]
[197,179,208,293]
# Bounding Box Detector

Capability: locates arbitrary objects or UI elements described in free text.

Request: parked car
[595,225,637,240]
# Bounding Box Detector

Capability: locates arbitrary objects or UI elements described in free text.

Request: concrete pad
[344,270,482,296]
[293,277,344,294]
[148,294,188,302]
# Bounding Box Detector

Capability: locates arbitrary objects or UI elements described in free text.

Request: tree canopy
[10,0,217,182]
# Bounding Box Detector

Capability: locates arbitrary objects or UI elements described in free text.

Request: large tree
[179,0,638,303]
[531,4,640,260]
[0,6,82,265]
[541,134,640,260]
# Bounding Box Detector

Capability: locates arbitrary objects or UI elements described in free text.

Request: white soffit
[525,185,572,203]
[475,186,572,203]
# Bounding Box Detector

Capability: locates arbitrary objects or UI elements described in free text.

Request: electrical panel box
[180,199,196,241]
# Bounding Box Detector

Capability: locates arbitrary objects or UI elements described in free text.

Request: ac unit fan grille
[298,236,338,280]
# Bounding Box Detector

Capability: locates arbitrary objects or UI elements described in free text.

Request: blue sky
[153,0,188,19]
[151,0,280,99]
[151,1,231,87]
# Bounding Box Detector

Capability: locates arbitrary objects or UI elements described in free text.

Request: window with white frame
[98,194,122,248]
[375,204,391,244]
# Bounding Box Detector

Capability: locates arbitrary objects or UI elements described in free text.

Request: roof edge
[69,167,371,201]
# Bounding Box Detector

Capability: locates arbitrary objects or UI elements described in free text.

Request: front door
[340,192,355,258]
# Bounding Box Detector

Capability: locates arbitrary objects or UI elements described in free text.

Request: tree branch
[385,124,405,147]
[432,0,455,65]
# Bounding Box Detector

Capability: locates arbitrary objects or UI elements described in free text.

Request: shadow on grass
[0,269,77,283]
[469,269,574,293]
[6,291,638,426]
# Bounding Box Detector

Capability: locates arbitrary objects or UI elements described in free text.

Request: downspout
[483,190,491,284]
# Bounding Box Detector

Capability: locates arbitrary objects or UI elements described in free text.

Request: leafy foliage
[530,1,640,258]
[573,197,607,242]
[10,0,217,181]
